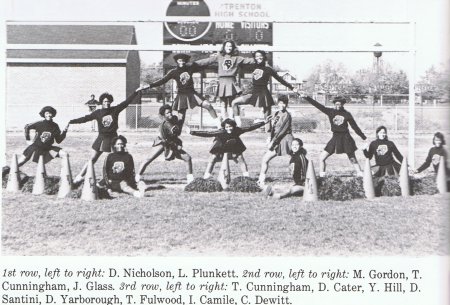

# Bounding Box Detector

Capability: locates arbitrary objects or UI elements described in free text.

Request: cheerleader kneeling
[98,135,145,198]
[263,138,308,199]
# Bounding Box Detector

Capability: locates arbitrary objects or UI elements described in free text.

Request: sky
[4,0,449,80]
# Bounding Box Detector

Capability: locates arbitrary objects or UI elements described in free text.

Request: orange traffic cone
[363,158,375,199]
[436,156,447,194]
[399,157,410,197]
[6,154,20,193]
[32,155,46,195]
[58,154,73,198]
[303,161,318,202]
[218,152,230,189]
[80,160,98,201]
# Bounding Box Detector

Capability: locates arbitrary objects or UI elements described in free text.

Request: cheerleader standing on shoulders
[231,50,296,131]
[413,132,449,175]
[136,104,194,184]
[68,85,149,184]
[363,126,403,177]
[188,116,272,179]
[195,40,255,119]
[263,138,308,199]
[148,53,220,129]
[258,95,294,186]
[17,106,69,170]
[99,135,144,198]
[302,95,367,177]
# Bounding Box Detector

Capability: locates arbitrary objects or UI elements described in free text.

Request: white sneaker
[319,171,326,178]
[187,174,194,184]
[135,174,141,183]
[107,189,119,198]
[242,172,249,177]
[203,172,212,179]
[73,174,84,184]
[133,190,143,198]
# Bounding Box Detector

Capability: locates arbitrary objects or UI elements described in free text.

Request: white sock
[235,116,242,127]
[258,174,266,184]
[187,174,194,183]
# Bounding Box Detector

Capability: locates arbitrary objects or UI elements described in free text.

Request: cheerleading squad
[7,40,449,199]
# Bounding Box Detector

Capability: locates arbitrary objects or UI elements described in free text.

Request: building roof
[7,25,136,62]
[277,71,297,81]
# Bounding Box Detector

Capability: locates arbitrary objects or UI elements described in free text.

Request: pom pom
[227,176,261,193]
[184,178,223,192]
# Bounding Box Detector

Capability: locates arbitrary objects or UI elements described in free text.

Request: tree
[416,64,450,103]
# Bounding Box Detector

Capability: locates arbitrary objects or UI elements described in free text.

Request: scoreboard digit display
[211,22,272,45]
[163,1,273,45]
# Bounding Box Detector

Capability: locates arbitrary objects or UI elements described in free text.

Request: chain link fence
[6,100,449,134]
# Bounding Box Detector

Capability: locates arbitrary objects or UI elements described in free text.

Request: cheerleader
[263,138,308,199]
[136,104,194,184]
[99,135,144,198]
[363,126,403,177]
[302,95,366,177]
[69,85,149,184]
[148,53,220,128]
[231,50,296,130]
[17,106,69,169]
[413,132,449,175]
[195,40,255,119]
[189,116,272,179]
[257,95,294,186]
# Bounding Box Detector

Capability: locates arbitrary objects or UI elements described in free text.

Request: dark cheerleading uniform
[152,115,185,161]
[242,64,294,108]
[196,54,255,102]
[304,96,366,155]
[363,139,403,177]
[102,151,137,192]
[190,121,265,159]
[69,91,140,152]
[150,64,205,111]
[417,146,449,174]
[289,148,308,186]
[23,120,67,164]
[270,110,293,156]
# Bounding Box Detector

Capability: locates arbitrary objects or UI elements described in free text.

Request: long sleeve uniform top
[289,148,309,185]
[155,115,183,148]
[149,64,203,94]
[69,91,140,134]
[417,146,448,173]
[103,151,135,184]
[250,64,293,91]
[195,53,255,77]
[363,139,403,166]
[191,121,265,154]
[304,96,366,140]
[270,110,292,145]
[24,120,67,148]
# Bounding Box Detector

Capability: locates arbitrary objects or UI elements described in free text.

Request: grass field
[2,130,449,256]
